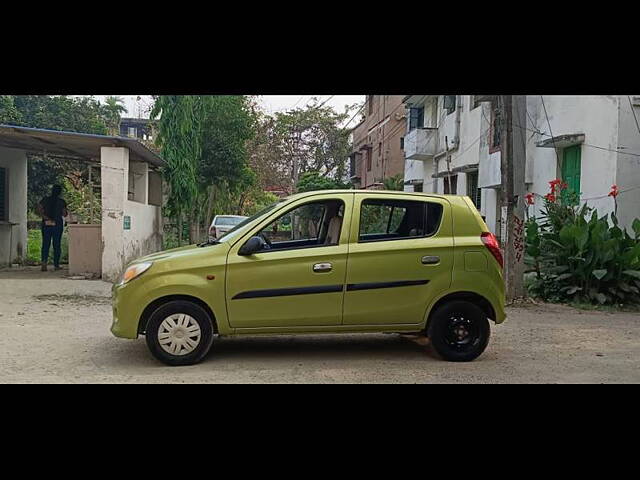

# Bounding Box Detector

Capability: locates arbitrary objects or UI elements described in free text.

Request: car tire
[427,300,490,362]
[145,300,215,366]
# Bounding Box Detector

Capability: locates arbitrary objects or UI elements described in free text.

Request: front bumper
[110,283,142,339]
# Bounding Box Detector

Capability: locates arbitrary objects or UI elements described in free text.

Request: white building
[403,95,640,236]
[0,125,164,281]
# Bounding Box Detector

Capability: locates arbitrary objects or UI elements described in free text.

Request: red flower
[608,184,619,198]
[549,179,567,194]
[545,193,556,203]
[525,193,535,205]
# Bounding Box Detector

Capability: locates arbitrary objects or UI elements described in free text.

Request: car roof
[283,189,459,201]
[214,215,247,218]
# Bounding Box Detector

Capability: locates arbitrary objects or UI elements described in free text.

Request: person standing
[37,185,68,272]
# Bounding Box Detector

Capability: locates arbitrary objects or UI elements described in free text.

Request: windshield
[214,216,246,226]
[216,202,283,243]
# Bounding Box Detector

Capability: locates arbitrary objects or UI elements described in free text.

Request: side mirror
[238,236,264,256]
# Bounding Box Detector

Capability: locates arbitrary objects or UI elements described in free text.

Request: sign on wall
[123,216,131,230]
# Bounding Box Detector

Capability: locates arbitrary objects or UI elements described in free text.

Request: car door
[225,193,353,329]
[342,194,453,326]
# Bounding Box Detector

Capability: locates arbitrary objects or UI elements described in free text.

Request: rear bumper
[494,300,507,324]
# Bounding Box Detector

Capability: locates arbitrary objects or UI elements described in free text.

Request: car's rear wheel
[427,300,490,362]
[145,300,214,366]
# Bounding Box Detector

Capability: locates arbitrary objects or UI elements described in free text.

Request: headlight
[119,262,153,285]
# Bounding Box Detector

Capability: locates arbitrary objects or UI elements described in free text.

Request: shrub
[526,180,640,305]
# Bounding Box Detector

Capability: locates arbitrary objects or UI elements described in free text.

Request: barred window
[467,171,481,210]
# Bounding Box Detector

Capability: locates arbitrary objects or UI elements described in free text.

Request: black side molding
[346,280,429,292]
[232,284,343,300]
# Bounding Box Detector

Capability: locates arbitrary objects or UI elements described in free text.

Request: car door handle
[313,262,333,273]
[421,255,440,265]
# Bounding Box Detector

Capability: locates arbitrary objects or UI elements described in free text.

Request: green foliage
[243,191,279,216]
[62,177,101,224]
[11,95,109,134]
[102,96,127,135]
[26,229,69,265]
[296,171,350,193]
[152,95,259,244]
[526,194,640,305]
[0,95,21,124]
[151,95,201,221]
[383,174,405,191]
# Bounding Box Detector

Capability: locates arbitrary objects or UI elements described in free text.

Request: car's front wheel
[145,300,215,366]
[427,300,490,362]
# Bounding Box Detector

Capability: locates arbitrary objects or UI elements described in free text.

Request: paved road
[1,268,639,383]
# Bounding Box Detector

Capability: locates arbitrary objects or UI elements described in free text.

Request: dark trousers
[42,222,63,267]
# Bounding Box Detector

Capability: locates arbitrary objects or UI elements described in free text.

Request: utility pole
[500,95,527,301]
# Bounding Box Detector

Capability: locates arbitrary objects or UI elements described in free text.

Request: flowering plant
[525,193,535,205]
[608,184,619,215]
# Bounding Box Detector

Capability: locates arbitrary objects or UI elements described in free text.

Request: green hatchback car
[111,190,506,365]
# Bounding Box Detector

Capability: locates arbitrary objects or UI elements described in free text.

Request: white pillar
[101,146,129,282]
[0,147,28,266]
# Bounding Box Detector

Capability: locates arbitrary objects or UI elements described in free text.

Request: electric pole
[500,95,526,301]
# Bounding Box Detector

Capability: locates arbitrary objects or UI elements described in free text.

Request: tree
[150,96,202,244]
[249,99,357,194]
[296,171,350,193]
[102,96,127,135]
[197,96,258,236]
[151,95,258,244]
[0,95,21,124]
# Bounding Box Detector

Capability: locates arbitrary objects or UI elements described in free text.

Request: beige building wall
[351,95,407,189]
[101,146,163,282]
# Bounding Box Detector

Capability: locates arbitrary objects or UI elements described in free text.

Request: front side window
[217,202,281,242]
[358,198,443,242]
[259,199,345,251]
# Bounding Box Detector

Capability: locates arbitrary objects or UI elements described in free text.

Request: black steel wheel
[428,300,490,362]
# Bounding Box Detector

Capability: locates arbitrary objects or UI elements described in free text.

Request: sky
[93,95,365,119]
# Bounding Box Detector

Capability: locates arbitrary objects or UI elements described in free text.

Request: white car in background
[208,215,248,241]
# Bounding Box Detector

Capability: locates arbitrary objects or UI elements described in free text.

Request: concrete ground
[0,267,639,383]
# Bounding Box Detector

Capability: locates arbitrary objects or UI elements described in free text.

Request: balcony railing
[404,127,438,160]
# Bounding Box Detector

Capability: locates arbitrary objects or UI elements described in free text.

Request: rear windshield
[214,216,245,226]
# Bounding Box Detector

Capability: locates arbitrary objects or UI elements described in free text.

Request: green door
[562,145,582,195]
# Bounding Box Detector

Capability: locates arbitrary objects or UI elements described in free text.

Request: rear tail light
[209,227,217,237]
[481,232,503,269]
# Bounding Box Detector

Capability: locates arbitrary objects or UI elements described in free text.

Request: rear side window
[359,198,443,242]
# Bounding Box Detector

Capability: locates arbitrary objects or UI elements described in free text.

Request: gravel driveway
[1,268,639,383]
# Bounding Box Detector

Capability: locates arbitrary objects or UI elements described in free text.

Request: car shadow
[201,333,439,364]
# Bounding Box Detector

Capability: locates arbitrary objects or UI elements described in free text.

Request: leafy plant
[526,179,640,305]
[62,177,101,224]
[383,174,404,191]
